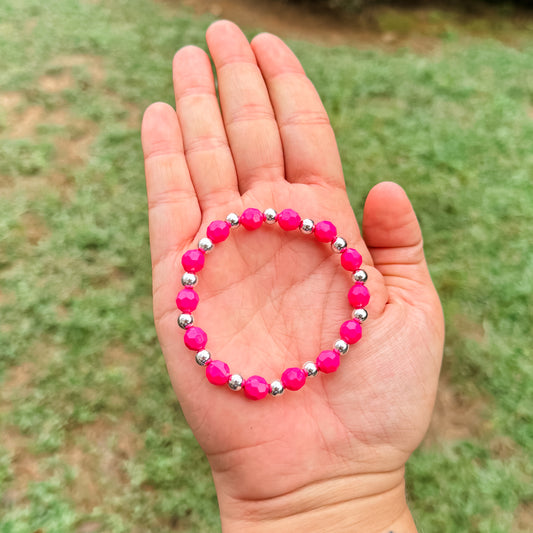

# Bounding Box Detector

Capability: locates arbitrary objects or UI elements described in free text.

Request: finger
[362,182,436,305]
[206,20,285,192]
[141,102,201,267]
[173,45,240,210]
[251,32,344,189]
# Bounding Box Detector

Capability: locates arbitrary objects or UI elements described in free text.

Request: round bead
[240,208,264,230]
[300,218,315,234]
[277,209,301,231]
[207,220,230,243]
[352,269,368,283]
[181,249,205,272]
[198,237,214,253]
[184,326,207,351]
[226,212,240,227]
[206,360,231,385]
[195,350,211,366]
[263,208,278,224]
[270,380,284,396]
[352,308,368,322]
[334,339,349,355]
[281,367,307,391]
[303,361,318,377]
[181,272,198,287]
[340,319,362,344]
[341,248,363,271]
[228,374,244,391]
[244,375,270,400]
[316,350,340,374]
[314,220,337,243]
[331,237,347,253]
[176,288,199,313]
[177,313,193,329]
[348,284,370,308]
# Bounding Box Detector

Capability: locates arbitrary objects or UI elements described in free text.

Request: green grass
[0,0,532,531]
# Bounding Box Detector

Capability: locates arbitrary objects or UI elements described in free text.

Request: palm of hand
[142,22,443,507]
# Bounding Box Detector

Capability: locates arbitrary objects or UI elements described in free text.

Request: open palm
[142,21,444,530]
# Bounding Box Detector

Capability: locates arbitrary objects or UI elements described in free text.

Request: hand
[141,20,444,533]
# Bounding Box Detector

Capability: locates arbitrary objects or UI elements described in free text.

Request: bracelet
[176,208,370,400]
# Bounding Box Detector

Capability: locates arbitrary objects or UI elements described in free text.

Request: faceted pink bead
[240,208,264,230]
[175,288,199,313]
[181,249,205,273]
[277,209,302,231]
[184,326,207,351]
[314,221,337,243]
[206,360,230,385]
[244,375,269,400]
[348,284,370,309]
[206,220,230,243]
[340,319,362,344]
[281,367,307,391]
[341,248,363,271]
[316,350,340,374]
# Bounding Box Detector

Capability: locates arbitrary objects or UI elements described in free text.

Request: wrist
[215,467,417,533]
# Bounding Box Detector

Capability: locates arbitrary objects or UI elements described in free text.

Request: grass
[0,0,532,531]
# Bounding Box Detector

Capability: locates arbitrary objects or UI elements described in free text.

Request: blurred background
[0,0,531,531]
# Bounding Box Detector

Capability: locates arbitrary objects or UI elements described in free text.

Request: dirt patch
[513,502,533,532]
[453,313,486,345]
[39,54,105,91]
[0,429,42,508]
[39,71,75,93]
[424,374,488,446]
[61,415,142,513]
[171,0,531,51]
[20,212,50,245]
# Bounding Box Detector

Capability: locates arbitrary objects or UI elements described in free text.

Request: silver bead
[198,237,214,253]
[334,339,349,355]
[226,212,240,228]
[195,350,211,366]
[300,218,315,234]
[270,380,284,396]
[177,313,193,329]
[228,374,244,391]
[303,361,318,377]
[331,237,347,253]
[352,308,368,322]
[352,269,368,283]
[263,208,277,224]
[182,272,197,287]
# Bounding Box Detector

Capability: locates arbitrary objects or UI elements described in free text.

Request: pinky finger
[142,102,201,268]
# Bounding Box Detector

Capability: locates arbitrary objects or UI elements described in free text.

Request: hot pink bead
[240,208,264,230]
[175,288,199,313]
[341,248,363,271]
[244,375,269,400]
[316,350,340,373]
[348,284,370,308]
[314,221,337,243]
[277,209,302,231]
[206,360,231,385]
[206,220,230,243]
[184,327,207,351]
[181,249,205,272]
[340,319,362,344]
[281,367,307,391]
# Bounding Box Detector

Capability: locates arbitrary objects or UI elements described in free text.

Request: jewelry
[176,208,370,400]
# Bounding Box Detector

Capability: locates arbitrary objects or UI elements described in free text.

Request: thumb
[362,181,436,307]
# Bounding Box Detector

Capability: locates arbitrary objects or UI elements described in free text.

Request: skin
[141,20,444,533]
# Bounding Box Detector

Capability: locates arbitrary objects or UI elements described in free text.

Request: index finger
[251,33,345,189]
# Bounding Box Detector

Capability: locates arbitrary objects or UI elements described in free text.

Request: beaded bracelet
[176,208,370,400]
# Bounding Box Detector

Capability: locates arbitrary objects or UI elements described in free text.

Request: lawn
[0,0,532,531]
